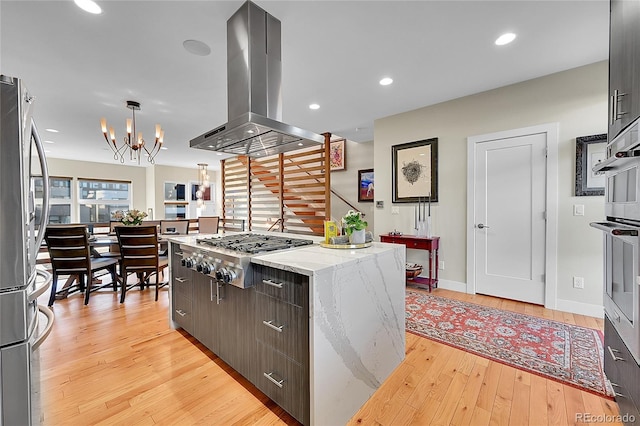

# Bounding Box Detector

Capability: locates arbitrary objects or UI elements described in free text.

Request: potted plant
[342,210,368,244]
[112,209,148,226]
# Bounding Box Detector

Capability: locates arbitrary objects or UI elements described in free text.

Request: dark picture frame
[358,169,374,202]
[575,133,606,196]
[392,138,438,203]
[329,139,346,171]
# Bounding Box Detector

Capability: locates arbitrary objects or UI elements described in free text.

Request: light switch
[573,204,584,216]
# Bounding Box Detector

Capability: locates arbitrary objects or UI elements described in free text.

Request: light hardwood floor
[38,285,621,425]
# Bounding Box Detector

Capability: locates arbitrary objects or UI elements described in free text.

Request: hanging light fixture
[100,100,164,165]
[196,163,210,207]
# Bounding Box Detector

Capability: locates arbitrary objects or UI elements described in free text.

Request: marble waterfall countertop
[167,233,406,425]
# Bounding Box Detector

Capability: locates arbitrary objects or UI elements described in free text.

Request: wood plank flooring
[38,286,622,425]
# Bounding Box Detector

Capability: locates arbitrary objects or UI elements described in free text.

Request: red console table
[380,234,440,291]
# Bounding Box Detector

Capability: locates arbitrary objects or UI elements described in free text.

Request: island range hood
[190,1,325,157]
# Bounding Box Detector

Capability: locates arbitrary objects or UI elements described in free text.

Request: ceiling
[0,0,609,171]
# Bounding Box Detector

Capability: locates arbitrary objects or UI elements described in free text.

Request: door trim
[466,123,559,309]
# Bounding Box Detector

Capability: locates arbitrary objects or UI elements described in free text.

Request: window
[78,179,131,223]
[164,182,188,218]
[34,176,73,224]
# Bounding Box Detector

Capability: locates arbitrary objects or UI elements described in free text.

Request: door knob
[476,223,490,229]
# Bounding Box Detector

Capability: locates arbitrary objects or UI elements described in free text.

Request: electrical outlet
[439,261,445,270]
[573,276,584,289]
[391,206,400,215]
[573,204,585,216]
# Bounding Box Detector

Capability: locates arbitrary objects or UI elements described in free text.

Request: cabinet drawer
[605,315,640,418]
[253,265,307,307]
[173,293,192,332]
[255,293,307,363]
[256,340,309,425]
[172,273,192,299]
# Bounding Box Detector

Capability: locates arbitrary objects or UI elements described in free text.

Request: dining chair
[159,219,189,235]
[44,224,119,306]
[115,225,168,303]
[198,216,220,234]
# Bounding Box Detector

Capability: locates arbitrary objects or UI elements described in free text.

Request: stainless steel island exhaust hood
[190,1,325,157]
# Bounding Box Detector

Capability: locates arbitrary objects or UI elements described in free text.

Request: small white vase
[349,229,366,244]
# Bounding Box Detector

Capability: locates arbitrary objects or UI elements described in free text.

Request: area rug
[405,291,614,398]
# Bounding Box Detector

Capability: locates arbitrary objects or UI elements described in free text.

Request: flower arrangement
[112,209,148,226]
[342,209,368,236]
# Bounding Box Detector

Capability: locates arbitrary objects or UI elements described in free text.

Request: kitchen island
[167,235,406,426]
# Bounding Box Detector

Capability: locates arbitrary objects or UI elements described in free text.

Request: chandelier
[196,163,210,207]
[100,100,164,165]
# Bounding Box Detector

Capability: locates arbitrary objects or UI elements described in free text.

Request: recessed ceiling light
[379,77,393,86]
[44,140,55,144]
[74,0,102,14]
[247,129,254,134]
[309,103,320,110]
[216,153,223,156]
[183,39,211,56]
[297,143,303,146]
[495,32,516,46]
[45,128,59,133]
[161,147,168,150]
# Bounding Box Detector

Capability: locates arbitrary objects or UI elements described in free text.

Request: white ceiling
[1,0,609,171]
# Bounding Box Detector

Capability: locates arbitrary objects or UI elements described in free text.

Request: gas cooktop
[196,233,314,254]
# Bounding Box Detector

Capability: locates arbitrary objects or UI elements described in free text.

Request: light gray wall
[45,158,218,220]
[374,60,608,313]
[330,139,375,229]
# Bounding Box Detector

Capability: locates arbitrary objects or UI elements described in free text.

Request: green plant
[342,210,368,235]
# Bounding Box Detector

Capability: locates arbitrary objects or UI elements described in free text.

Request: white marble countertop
[166,232,400,277]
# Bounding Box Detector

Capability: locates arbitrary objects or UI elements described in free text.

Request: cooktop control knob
[223,268,237,284]
[215,268,224,281]
[196,262,204,272]
[184,257,195,268]
[201,263,212,275]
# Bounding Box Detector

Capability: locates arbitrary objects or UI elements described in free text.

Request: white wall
[330,139,375,229]
[374,61,608,313]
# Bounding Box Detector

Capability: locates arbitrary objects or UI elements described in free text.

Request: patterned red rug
[405,291,614,398]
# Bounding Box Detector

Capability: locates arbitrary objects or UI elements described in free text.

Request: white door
[471,131,547,305]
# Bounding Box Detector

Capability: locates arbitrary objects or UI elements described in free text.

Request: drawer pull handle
[607,346,625,361]
[175,277,187,283]
[175,251,184,256]
[262,320,284,333]
[263,372,284,388]
[175,309,187,317]
[614,392,627,398]
[263,279,283,289]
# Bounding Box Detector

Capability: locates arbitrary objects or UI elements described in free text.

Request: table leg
[428,250,434,292]
[434,248,439,289]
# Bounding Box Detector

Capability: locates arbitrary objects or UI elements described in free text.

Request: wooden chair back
[198,216,220,234]
[160,219,189,235]
[115,225,167,302]
[44,225,92,275]
[44,224,119,305]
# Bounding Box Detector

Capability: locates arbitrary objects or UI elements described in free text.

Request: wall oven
[592,121,640,365]
[591,220,640,364]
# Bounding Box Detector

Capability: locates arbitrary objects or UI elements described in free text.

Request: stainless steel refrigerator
[0,74,55,425]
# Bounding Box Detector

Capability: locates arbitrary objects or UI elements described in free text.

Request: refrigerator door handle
[28,269,52,302]
[31,118,49,254]
[32,304,54,351]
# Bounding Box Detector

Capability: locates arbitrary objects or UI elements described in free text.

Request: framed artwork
[392,137,438,203]
[358,169,374,202]
[330,139,346,171]
[575,133,606,196]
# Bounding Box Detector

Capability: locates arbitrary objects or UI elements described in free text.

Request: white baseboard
[555,298,604,319]
[433,278,467,293]
[420,278,604,319]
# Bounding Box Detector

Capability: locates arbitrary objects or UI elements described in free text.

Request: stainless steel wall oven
[592,118,640,365]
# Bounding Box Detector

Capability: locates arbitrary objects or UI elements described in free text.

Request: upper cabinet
[609,0,640,141]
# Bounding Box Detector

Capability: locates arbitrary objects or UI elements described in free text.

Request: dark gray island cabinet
[167,237,406,426]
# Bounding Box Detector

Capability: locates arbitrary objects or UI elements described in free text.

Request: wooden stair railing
[223,133,331,236]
